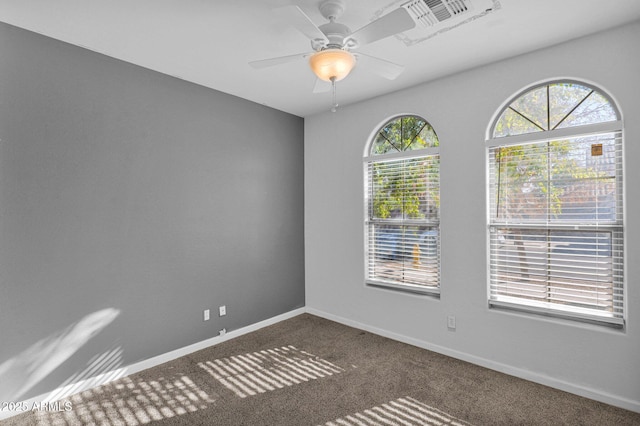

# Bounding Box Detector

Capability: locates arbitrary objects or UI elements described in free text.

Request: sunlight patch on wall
[0,308,120,402]
[34,374,215,425]
[198,345,344,398]
[321,396,472,426]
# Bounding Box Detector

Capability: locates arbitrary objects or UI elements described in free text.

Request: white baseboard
[305,307,640,414]
[0,307,306,420]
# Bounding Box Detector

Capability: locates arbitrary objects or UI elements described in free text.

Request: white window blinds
[366,156,440,292]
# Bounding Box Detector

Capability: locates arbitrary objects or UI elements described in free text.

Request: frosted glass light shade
[309,49,356,82]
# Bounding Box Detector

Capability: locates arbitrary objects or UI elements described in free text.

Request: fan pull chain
[330,77,338,113]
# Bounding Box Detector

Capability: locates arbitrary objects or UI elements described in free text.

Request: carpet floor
[4,313,640,425]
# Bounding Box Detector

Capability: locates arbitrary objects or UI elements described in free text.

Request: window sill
[366,280,440,297]
[489,298,624,329]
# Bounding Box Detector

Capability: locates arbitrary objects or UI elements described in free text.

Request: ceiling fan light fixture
[309,48,356,82]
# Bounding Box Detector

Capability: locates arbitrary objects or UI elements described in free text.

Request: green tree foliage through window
[491,83,619,222]
[372,116,439,154]
[371,116,440,221]
[493,82,617,137]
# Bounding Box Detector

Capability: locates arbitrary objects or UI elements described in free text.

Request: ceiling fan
[249,0,416,107]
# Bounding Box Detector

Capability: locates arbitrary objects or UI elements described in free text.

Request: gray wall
[0,22,304,400]
[305,21,640,409]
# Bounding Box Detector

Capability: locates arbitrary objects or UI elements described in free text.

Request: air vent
[402,0,473,28]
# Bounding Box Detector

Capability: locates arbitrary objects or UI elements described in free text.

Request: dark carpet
[4,314,640,425]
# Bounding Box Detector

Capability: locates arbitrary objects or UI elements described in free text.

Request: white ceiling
[1,0,640,117]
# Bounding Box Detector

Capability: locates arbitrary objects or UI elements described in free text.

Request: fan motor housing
[318,21,351,49]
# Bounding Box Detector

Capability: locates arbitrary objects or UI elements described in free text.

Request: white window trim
[364,116,441,296]
[486,81,625,327]
[485,120,623,148]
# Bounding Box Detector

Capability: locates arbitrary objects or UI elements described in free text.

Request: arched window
[364,115,440,294]
[487,80,624,326]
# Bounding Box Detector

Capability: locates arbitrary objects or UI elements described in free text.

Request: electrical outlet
[219,305,226,317]
[219,328,226,336]
[447,315,456,330]
[203,309,210,321]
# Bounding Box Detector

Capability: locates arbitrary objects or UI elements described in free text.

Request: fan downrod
[319,0,346,21]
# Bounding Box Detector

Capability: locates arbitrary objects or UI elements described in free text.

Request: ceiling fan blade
[249,52,311,69]
[274,5,329,44]
[354,53,405,80]
[312,78,331,94]
[348,8,415,47]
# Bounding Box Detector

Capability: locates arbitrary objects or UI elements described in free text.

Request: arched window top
[492,81,620,138]
[370,115,439,156]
